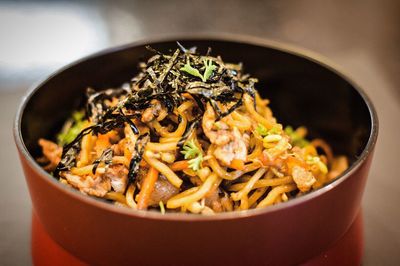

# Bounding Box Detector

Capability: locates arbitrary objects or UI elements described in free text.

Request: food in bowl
[37,44,348,214]
[16,37,377,265]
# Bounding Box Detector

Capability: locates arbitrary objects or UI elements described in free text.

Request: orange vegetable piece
[230,159,245,170]
[170,160,189,171]
[137,167,159,210]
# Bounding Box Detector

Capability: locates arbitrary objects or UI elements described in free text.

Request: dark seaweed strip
[97,46,252,123]
[86,87,130,122]
[191,94,205,112]
[157,49,180,86]
[53,142,80,177]
[217,68,228,82]
[125,133,150,192]
[155,94,178,113]
[54,125,97,176]
[177,116,201,147]
[62,125,96,154]
[119,109,139,134]
[54,126,96,176]
[209,100,223,118]
[91,148,113,174]
[54,113,137,177]
[217,93,243,119]
[54,45,259,180]
[145,45,164,56]
[242,79,257,110]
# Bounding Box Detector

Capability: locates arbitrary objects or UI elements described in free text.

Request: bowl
[14,35,378,265]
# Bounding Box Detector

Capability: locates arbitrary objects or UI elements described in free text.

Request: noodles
[159,137,181,143]
[243,94,274,129]
[146,142,178,151]
[228,176,294,191]
[112,156,130,167]
[247,138,263,161]
[207,145,261,180]
[227,111,252,131]
[125,184,137,209]
[231,168,267,201]
[143,154,183,188]
[105,191,127,204]
[166,173,219,209]
[151,101,192,138]
[71,165,95,175]
[239,195,249,210]
[248,188,268,208]
[77,133,96,167]
[37,45,349,214]
[256,184,297,208]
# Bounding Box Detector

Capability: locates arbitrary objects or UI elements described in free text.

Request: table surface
[1,1,399,265]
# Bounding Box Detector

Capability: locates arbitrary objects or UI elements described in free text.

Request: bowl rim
[13,32,379,221]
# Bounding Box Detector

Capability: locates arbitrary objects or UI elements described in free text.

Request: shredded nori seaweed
[92,148,113,175]
[126,133,150,191]
[54,43,258,178]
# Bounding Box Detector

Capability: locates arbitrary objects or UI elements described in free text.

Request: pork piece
[112,142,124,156]
[104,165,128,193]
[148,175,179,206]
[63,173,111,197]
[292,165,316,192]
[204,187,223,212]
[38,139,62,171]
[202,104,249,166]
[202,103,232,145]
[213,127,249,166]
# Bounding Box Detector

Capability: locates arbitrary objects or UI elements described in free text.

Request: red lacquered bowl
[14,35,378,265]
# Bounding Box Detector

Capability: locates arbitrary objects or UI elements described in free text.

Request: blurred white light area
[0,2,109,87]
[104,6,145,45]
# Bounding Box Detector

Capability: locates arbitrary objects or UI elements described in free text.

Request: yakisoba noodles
[37,44,348,215]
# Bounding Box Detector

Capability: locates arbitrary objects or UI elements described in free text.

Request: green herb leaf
[180,58,216,83]
[188,156,203,171]
[202,59,217,82]
[181,139,200,159]
[306,156,328,174]
[268,125,281,135]
[284,126,309,148]
[159,201,166,214]
[256,124,269,136]
[72,110,85,122]
[256,124,281,136]
[181,139,203,171]
[284,126,294,135]
[180,62,203,80]
[57,110,86,146]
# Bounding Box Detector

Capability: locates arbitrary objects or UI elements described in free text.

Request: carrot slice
[170,160,189,171]
[230,159,245,170]
[137,167,159,210]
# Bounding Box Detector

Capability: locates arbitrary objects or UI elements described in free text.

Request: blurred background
[1,0,399,265]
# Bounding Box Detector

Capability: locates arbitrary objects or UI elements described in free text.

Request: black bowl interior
[21,39,372,166]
